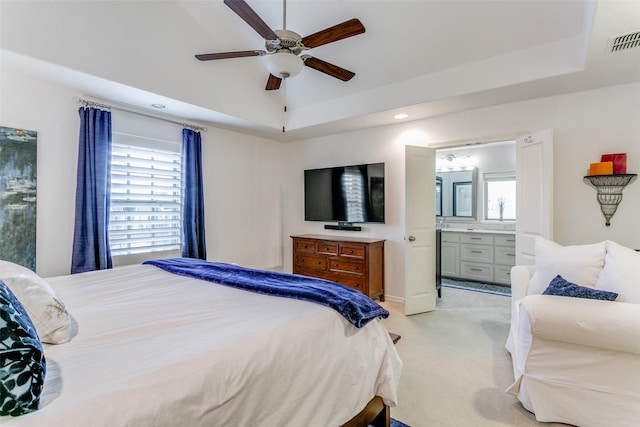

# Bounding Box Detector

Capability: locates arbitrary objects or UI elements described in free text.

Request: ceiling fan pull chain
[282,79,288,132]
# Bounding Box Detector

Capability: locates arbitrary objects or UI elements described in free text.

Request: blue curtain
[181,129,207,259]
[71,107,112,273]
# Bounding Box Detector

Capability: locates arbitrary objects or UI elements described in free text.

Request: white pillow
[595,240,640,303]
[528,237,606,295]
[0,260,72,344]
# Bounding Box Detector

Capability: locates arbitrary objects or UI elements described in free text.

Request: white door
[515,129,554,266]
[405,145,436,315]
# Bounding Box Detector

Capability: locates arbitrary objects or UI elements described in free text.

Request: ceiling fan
[195,0,365,90]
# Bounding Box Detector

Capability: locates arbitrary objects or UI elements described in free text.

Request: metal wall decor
[584,174,637,226]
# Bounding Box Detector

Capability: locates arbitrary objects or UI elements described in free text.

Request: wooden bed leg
[340,396,389,427]
[370,404,390,427]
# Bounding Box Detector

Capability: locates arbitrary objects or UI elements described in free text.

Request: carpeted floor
[441,277,511,296]
[380,287,567,427]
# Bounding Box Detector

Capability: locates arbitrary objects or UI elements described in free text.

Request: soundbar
[324,223,362,231]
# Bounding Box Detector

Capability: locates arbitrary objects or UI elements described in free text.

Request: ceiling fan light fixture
[266,51,304,79]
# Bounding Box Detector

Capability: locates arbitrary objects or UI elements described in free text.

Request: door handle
[408,236,416,242]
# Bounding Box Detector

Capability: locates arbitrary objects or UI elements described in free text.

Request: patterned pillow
[0,260,71,344]
[0,280,46,416]
[543,275,618,301]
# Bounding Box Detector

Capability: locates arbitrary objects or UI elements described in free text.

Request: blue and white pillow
[543,275,618,301]
[0,279,46,416]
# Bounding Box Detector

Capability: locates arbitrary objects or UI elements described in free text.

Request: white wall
[282,125,417,303]
[0,67,285,277]
[3,60,639,300]
[285,82,640,301]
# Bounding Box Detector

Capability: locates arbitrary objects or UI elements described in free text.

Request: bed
[0,259,402,426]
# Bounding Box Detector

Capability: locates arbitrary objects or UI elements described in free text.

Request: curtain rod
[72,96,207,132]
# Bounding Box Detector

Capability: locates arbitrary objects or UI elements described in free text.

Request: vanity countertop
[441,228,515,235]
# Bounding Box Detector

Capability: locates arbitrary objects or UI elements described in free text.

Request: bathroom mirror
[436,168,477,218]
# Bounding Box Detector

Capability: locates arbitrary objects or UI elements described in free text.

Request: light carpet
[381,287,569,427]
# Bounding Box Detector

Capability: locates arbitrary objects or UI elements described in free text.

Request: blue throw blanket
[143,258,389,328]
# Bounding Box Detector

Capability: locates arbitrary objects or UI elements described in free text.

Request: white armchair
[506,239,640,427]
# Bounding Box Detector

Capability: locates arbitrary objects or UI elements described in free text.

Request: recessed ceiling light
[151,103,166,109]
[394,113,408,120]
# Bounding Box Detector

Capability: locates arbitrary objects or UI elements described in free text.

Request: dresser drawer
[441,232,460,243]
[494,246,516,266]
[494,235,516,247]
[460,234,494,245]
[329,274,366,292]
[329,258,366,275]
[460,244,493,263]
[305,270,366,292]
[294,254,326,271]
[339,244,366,259]
[295,239,316,254]
[460,261,493,282]
[316,241,338,255]
[494,265,512,285]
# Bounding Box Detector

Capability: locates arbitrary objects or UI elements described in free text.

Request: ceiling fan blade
[301,18,365,49]
[223,0,278,41]
[265,74,282,90]
[195,50,265,61]
[303,56,355,81]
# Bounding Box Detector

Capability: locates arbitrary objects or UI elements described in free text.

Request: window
[109,142,181,256]
[484,173,516,220]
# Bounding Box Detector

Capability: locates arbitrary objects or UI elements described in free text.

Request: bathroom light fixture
[394,113,408,119]
[151,103,166,109]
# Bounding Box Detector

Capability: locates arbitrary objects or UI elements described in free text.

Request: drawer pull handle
[471,250,482,253]
[507,253,515,256]
[470,268,482,272]
[317,261,322,265]
[507,239,515,242]
[354,266,359,270]
[300,258,304,262]
[348,250,354,254]
[470,237,481,240]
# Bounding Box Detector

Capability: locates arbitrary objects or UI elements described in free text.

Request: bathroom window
[484,173,516,220]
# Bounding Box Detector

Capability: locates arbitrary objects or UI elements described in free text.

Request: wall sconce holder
[584,174,637,226]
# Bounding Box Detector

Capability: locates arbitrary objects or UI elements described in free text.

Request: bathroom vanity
[440,229,515,285]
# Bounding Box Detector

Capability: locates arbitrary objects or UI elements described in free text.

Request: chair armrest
[521,294,640,354]
[510,265,533,301]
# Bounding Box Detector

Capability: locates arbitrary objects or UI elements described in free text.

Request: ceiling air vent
[610,30,640,53]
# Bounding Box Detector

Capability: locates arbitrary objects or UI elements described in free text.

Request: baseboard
[382,295,404,304]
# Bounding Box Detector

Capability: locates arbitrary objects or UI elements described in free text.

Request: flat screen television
[304,162,385,223]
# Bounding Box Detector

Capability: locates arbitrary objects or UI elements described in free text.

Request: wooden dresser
[291,234,385,301]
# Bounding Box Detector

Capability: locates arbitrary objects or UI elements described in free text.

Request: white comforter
[1,264,401,427]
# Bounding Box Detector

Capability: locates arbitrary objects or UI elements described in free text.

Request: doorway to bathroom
[436,140,516,296]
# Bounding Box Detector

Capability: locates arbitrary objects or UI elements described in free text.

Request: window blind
[109,143,181,256]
